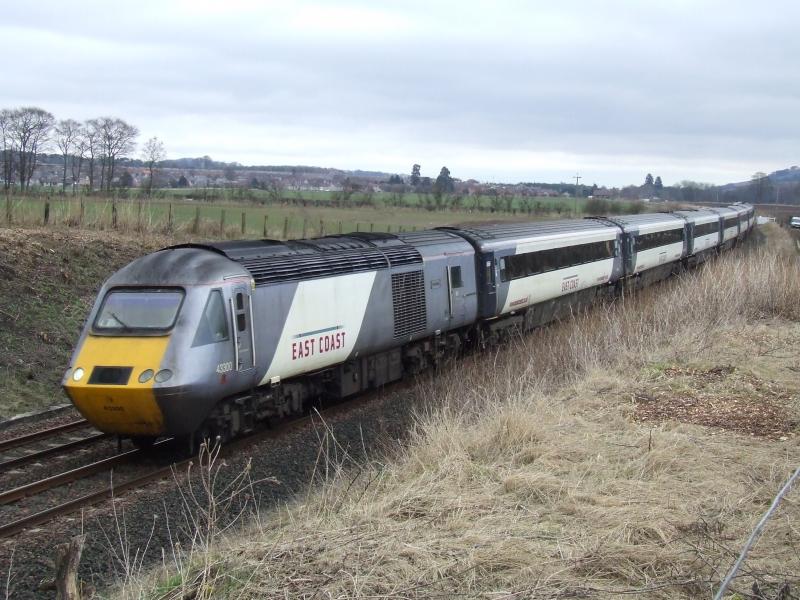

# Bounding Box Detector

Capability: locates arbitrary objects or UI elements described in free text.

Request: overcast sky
[2,0,797,186]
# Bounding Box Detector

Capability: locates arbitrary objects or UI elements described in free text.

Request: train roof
[167,231,468,287]
[727,204,752,216]
[707,206,739,218]
[671,209,721,224]
[107,247,250,287]
[597,213,685,229]
[439,218,617,251]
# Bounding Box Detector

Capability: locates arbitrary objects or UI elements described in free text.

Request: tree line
[0,106,167,195]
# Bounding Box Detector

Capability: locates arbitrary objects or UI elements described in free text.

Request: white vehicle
[790,216,800,229]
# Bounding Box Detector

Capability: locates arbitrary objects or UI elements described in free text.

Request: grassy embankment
[125,224,800,599]
[0,228,171,417]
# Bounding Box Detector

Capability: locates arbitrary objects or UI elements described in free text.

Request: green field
[3,188,650,241]
[2,195,578,239]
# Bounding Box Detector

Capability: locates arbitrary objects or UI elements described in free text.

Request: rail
[0,419,89,453]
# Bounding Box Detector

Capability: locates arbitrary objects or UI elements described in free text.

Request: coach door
[230,287,255,371]
[446,259,467,326]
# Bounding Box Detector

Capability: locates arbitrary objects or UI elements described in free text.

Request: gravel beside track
[0,384,421,599]
[0,405,82,439]
[0,431,123,492]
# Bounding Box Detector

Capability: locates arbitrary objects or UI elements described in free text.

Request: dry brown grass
[132,225,800,600]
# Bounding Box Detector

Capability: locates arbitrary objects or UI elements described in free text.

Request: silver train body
[62,203,755,444]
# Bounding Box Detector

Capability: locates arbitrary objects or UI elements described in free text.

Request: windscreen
[94,288,184,333]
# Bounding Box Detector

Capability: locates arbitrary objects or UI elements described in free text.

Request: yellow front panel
[64,336,170,436]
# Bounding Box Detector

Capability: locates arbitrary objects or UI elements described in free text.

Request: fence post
[5,194,10,224]
[220,209,225,235]
[136,199,143,231]
[79,198,85,227]
[356,222,360,232]
[112,199,118,229]
[44,202,50,225]
[193,206,200,234]
[241,211,246,235]
[302,218,307,238]
[338,221,342,234]
[319,219,324,236]
[168,203,173,232]
[283,216,289,239]
[263,214,268,237]
[387,224,392,233]
[370,222,374,232]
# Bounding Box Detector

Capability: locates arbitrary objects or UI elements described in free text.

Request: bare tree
[83,119,101,191]
[140,136,165,196]
[266,179,284,204]
[8,107,54,190]
[70,128,88,194]
[98,117,138,192]
[54,119,80,192]
[0,110,14,190]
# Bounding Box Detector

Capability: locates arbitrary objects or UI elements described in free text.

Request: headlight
[138,369,154,383]
[154,369,173,383]
[72,368,84,382]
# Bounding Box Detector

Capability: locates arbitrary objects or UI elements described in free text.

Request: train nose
[62,337,171,436]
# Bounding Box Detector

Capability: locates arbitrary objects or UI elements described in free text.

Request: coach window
[193,289,229,346]
[449,266,463,288]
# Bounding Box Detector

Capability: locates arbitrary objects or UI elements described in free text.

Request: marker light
[72,368,84,382]
[138,369,154,383]
[154,369,173,383]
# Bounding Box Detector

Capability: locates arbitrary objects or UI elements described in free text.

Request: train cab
[62,246,254,443]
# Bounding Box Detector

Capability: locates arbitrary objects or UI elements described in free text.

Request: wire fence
[1,195,429,240]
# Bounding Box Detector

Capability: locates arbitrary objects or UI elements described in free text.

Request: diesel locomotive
[62,203,755,448]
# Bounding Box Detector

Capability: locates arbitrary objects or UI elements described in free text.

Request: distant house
[592,188,612,199]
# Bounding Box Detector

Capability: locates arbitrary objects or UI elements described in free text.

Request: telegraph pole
[574,173,582,214]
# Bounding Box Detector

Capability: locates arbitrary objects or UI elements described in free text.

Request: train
[62,203,755,450]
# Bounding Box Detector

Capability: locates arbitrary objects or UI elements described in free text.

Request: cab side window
[449,266,463,289]
[193,290,230,346]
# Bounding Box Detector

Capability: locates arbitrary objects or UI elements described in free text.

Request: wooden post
[111,199,118,229]
[5,194,11,224]
[263,214,268,237]
[168,203,173,231]
[319,219,324,236]
[283,216,289,239]
[79,198,85,227]
[370,222,374,232]
[137,199,142,231]
[44,202,50,225]
[338,220,342,234]
[302,218,308,238]
[387,224,392,233]
[193,206,200,234]
[220,209,225,235]
[356,222,360,232]
[54,534,85,600]
[241,211,246,235]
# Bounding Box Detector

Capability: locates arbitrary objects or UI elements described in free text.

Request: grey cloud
[1,0,797,185]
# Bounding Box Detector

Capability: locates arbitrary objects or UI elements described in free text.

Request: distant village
[25,154,645,202]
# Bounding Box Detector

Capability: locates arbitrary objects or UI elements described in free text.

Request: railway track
[0,394,372,540]
[0,418,90,453]
[0,418,111,471]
